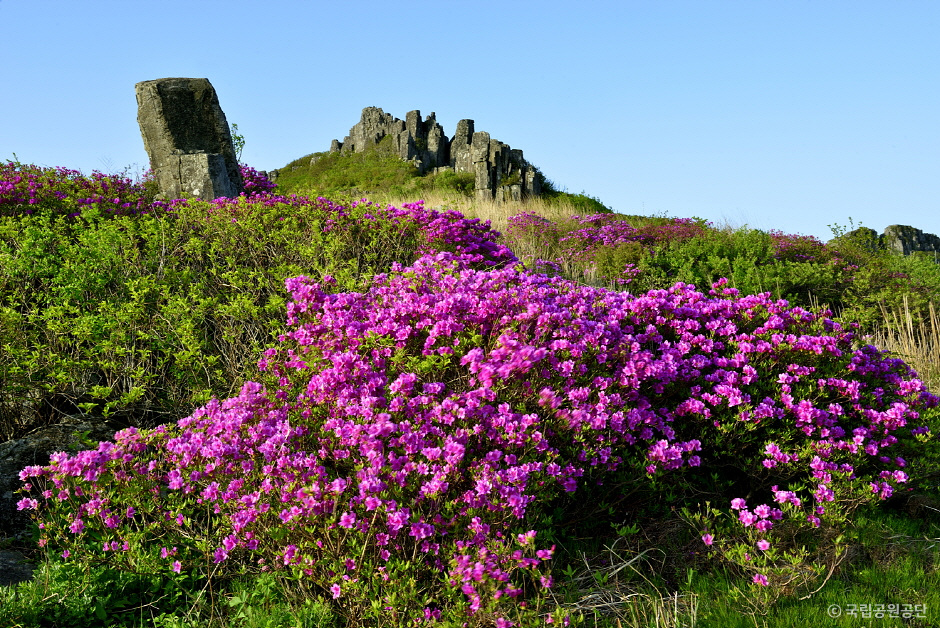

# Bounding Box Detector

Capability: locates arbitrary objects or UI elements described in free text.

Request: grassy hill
[271,136,613,225]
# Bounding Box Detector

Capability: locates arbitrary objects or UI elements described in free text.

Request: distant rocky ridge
[281,107,543,202]
[843,225,940,258]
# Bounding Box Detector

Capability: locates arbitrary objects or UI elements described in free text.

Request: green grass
[688,503,940,627]
[272,137,613,216]
[0,555,338,628]
[4,499,938,627]
[273,136,422,200]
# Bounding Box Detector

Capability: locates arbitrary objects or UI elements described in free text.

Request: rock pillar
[135,78,243,200]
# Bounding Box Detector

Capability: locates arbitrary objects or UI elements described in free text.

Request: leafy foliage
[0,162,512,439]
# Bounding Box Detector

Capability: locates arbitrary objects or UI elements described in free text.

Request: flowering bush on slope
[18,252,937,624]
[502,212,709,288]
[238,164,278,196]
[0,161,278,216]
[0,161,170,216]
[504,212,708,261]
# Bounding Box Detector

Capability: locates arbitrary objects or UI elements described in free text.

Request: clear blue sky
[1,0,937,241]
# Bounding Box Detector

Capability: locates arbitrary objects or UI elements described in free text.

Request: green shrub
[0,194,454,437]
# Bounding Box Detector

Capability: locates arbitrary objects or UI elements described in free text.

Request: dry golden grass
[549,540,700,628]
[872,297,940,392]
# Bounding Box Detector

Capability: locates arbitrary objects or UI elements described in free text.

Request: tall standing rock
[449,119,474,172]
[471,131,493,201]
[135,78,243,200]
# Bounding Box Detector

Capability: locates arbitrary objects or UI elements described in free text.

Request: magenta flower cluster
[0,162,276,216]
[504,211,707,262]
[556,213,707,251]
[238,164,278,196]
[18,246,936,618]
[0,161,171,216]
[768,230,833,263]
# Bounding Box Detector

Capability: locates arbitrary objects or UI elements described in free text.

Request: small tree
[231,123,246,162]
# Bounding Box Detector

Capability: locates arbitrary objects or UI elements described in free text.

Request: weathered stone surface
[135,78,243,200]
[340,106,403,154]
[525,167,542,196]
[450,119,474,172]
[839,225,940,257]
[883,224,940,256]
[0,548,34,587]
[328,107,542,201]
[470,131,491,164]
[425,113,447,170]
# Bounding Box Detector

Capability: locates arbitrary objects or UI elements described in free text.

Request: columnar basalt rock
[338,106,403,154]
[842,225,940,257]
[883,225,940,256]
[449,119,475,172]
[135,78,243,200]
[471,131,493,200]
[329,107,541,201]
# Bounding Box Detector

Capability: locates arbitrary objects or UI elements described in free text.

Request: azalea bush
[502,212,708,286]
[239,164,278,196]
[0,160,167,217]
[17,249,939,625]
[503,211,940,339]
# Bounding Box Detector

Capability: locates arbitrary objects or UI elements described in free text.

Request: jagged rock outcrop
[329,107,542,202]
[135,78,243,200]
[883,225,940,256]
[331,107,448,175]
[842,225,940,258]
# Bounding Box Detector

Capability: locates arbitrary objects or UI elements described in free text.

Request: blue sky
[1,0,937,240]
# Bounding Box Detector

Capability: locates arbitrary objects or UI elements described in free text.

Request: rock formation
[135,78,243,200]
[882,225,940,257]
[328,107,542,202]
[842,225,940,258]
